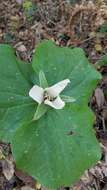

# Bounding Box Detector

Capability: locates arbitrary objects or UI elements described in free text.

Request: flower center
[43,91,56,102]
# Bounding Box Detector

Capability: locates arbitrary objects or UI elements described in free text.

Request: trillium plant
[0,40,102,189]
[29,77,76,120]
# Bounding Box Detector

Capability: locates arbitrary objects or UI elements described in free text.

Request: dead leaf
[95,44,102,52]
[0,149,5,160]
[16,0,24,4]
[94,88,105,109]
[15,169,35,186]
[21,186,35,190]
[2,159,14,180]
[35,182,41,190]
[102,108,107,121]
[102,184,107,190]
[17,45,27,52]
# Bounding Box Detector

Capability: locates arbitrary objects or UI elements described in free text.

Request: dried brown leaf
[21,186,35,190]
[2,159,14,180]
[95,88,105,109]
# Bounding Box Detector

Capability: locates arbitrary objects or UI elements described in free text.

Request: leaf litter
[0,0,107,189]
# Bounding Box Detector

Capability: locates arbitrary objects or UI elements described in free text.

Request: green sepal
[33,104,48,121]
[39,70,48,88]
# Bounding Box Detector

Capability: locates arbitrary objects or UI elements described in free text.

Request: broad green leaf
[10,41,102,188]
[32,41,101,104]
[0,45,36,142]
[12,106,101,189]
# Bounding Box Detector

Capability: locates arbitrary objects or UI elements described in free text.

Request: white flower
[29,79,72,109]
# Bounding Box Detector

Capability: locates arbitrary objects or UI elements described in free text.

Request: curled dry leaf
[17,45,27,52]
[35,182,41,190]
[95,44,102,52]
[102,184,107,190]
[100,143,107,164]
[102,108,107,121]
[94,88,105,109]
[16,0,24,4]
[15,169,35,187]
[2,159,14,180]
[0,149,5,160]
[89,165,103,179]
[21,186,35,190]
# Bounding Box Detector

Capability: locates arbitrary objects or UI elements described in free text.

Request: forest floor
[0,0,107,189]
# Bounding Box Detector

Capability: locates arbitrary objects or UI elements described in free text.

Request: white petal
[29,85,44,104]
[45,79,70,98]
[44,96,65,109]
